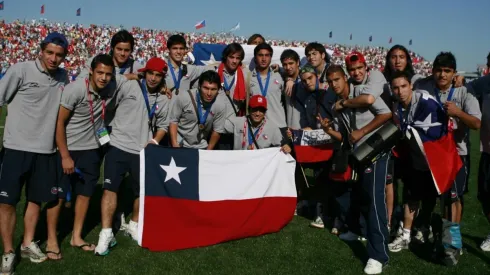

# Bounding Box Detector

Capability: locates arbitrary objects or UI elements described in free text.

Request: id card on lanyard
[86,78,109,146]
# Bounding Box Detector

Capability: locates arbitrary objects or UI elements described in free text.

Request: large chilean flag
[138,146,297,251]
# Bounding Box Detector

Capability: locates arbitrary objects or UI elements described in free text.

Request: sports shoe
[310,216,324,229]
[364,258,383,274]
[413,226,433,244]
[388,236,410,252]
[94,230,117,256]
[480,234,490,252]
[125,221,138,242]
[339,231,367,242]
[1,252,15,275]
[20,241,47,263]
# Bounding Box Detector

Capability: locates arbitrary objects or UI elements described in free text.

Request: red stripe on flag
[293,144,334,163]
[141,196,296,251]
[424,132,462,194]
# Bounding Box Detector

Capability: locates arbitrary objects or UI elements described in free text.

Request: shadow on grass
[32,177,137,247]
[461,233,490,265]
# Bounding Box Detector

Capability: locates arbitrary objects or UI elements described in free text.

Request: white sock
[101,228,112,235]
[402,229,411,240]
[129,220,138,227]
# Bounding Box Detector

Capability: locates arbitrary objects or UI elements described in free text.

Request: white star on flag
[201,53,220,66]
[160,157,187,184]
[413,113,440,133]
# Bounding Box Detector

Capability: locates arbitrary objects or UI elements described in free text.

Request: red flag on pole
[389,37,392,44]
[41,5,45,14]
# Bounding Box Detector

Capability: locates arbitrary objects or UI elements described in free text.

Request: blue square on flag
[192,43,226,66]
[144,146,199,200]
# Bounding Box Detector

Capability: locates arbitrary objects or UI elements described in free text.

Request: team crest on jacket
[274,79,280,85]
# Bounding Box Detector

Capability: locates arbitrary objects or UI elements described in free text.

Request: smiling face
[90,63,114,91]
[433,66,455,90]
[112,42,132,66]
[145,70,165,91]
[169,43,186,64]
[347,61,367,83]
[249,107,266,124]
[39,43,66,72]
[306,49,325,68]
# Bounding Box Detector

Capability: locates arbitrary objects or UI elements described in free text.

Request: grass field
[1,109,490,275]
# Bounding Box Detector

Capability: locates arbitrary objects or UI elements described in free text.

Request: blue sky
[0,0,488,71]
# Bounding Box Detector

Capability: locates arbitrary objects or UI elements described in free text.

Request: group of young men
[0,29,489,275]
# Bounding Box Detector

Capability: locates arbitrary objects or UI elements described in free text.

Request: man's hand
[285,79,294,96]
[280,144,292,154]
[62,156,75,175]
[270,64,280,72]
[317,114,332,131]
[444,101,462,117]
[160,86,172,99]
[335,99,345,112]
[349,129,365,144]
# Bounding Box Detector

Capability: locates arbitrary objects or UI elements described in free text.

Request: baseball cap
[138,57,168,74]
[42,32,69,50]
[249,95,267,110]
[299,64,317,76]
[345,51,366,66]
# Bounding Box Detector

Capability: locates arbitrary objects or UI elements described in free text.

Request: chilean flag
[138,146,297,251]
[291,129,334,163]
[194,20,206,30]
[399,92,462,194]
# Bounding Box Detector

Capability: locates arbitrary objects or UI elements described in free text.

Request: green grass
[1,109,490,275]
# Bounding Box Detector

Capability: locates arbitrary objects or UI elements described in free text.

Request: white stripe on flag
[137,149,146,246]
[198,148,297,201]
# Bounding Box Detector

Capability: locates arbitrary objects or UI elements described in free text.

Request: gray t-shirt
[77,56,144,80]
[249,69,286,128]
[0,59,69,153]
[333,82,391,145]
[219,67,251,118]
[166,61,214,94]
[417,79,481,155]
[352,70,387,99]
[285,78,310,129]
[108,80,150,154]
[467,74,490,153]
[224,116,283,150]
[60,75,126,150]
[169,88,227,149]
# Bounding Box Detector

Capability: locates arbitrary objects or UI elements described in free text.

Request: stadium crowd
[0,19,434,80]
[1,19,490,275]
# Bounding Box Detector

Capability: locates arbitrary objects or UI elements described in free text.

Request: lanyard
[434,87,455,106]
[242,119,265,149]
[397,103,411,132]
[86,78,106,124]
[256,70,271,97]
[223,73,236,92]
[140,79,158,121]
[168,61,183,90]
[315,88,325,116]
[196,91,213,125]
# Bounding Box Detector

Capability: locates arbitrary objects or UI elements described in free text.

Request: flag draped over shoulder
[138,146,297,251]
[291,129,334,163]
[405,92,462,194]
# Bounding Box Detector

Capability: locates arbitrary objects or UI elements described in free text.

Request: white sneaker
[480,234,490,252]
[94,230,117,256]
[339,231,366,242]
[364,258,383,274]
[125,221,138,242]
[388,236,410,252]
[309,216,324,229]
[119,213,128,231]
[20,241,47,263]
[1,252,15,275]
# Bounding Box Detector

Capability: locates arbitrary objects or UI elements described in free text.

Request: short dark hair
[253,43,273,57]
[110,30,135,52]
[389,70,412,86]
[305,42,331,64]
[91,54,115,70]
[247,34,265,45]
[383,45,415,82]
[222,43,245,62]
[40,38,69,55]
[280,49,300,63]
[167,34,187,49]
[433,52,457,71]
[198,71,222,90]
[325,64,346,77]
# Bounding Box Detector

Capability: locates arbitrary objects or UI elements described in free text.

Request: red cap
[138,57,168,74]
[345,51,366,66]
[249,95,267,110]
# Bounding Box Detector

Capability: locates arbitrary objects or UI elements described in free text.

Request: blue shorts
[0,148,59,205]
[103,146,140,196]
[57,148,104,198]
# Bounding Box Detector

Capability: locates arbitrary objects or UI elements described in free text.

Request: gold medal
[225,90,230,96]
[199,124,205,130]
